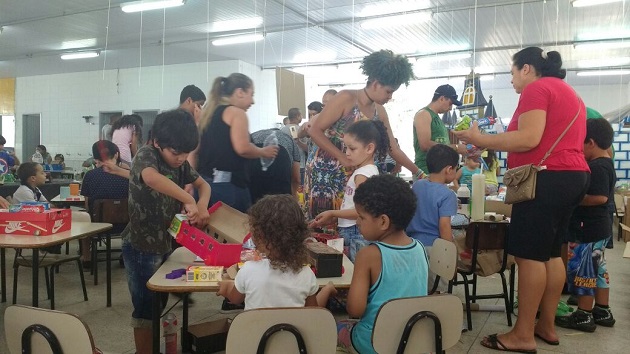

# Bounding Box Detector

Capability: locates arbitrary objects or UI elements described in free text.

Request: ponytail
[199,73,253,132]
[512,47,566,79]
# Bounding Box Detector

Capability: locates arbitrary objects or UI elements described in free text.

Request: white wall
[14,60,279,170]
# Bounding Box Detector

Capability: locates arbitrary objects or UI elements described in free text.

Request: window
[462,87,475,106]
[0,115,15,147]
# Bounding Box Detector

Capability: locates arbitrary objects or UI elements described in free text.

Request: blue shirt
[459,166,481,190]
[351,240,429,354]
[406,179,457,246]
[0,150,15,174]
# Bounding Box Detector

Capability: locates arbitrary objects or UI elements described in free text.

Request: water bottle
[260,131,278,171]
[162,312,178,354]
[457,185,471,217]
[32,151,43,164]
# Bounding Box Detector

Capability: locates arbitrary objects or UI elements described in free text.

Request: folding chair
[454,221,515,331]
[4,304,109,354]
[90,199,129,307]
[372,294,463,354]
[428,238,457,295]
[226,307,337,353]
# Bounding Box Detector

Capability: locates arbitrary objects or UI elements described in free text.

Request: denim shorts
[122,240,169,328]
[205,178,252,213]
[338,225,368,262]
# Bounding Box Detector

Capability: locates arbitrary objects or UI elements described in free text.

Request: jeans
[338,225,368,262]
[122,240,169,328]
[205,179,252,213]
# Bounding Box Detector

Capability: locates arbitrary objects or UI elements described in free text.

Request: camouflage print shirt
[121,145,199,254]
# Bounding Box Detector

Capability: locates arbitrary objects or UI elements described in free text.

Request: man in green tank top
[414,84,468,175]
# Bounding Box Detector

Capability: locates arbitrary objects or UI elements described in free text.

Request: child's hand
[309,210,336,228]
[216,280,235,297]
[101,161,123,175]
[183,202,199,223]
[194,203,210,227]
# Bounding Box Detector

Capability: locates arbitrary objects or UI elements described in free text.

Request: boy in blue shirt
[556,118,616,332]
[407,144,459,247]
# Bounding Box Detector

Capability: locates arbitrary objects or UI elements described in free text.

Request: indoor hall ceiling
[0,0,629,87]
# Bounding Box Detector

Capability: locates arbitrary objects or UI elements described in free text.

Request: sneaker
[593,305,616,327]
[567,295,578,306]
[555,310,597,332]
[220,298,244,313]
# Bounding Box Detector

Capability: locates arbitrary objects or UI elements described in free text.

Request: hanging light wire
[161,8,166,93]
[102,0,112,79]
[139,11,143,85]
[206,0,210,82]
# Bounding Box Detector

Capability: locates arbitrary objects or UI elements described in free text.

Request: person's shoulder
[589,157,615,172]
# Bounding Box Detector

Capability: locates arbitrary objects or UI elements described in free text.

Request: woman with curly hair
[216,194,319,309]
[306,50,424,220]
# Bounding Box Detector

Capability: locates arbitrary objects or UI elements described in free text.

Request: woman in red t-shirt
[455,47,589,353]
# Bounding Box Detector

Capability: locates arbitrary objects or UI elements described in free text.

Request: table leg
[1,248,6,303]
[152,290,161,354]
[32,248,39,307]
[106,234,111,307]
[182,293,190,352]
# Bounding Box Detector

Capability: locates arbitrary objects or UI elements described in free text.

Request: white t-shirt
[13,185,48,203]
[234,258,318,310]
[338,164,379,227]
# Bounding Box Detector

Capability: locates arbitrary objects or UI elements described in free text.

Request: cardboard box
[0,208,71,235]
[307,241,342,278]
[188,318,231,354]
[186,266,223,282]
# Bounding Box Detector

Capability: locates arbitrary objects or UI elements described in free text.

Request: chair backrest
[91,199,129,225]
[429,238,457,282]
[372,294,463,354]
[614,194,625,213]
[465,222,508,250]
[226,307,337,354]
[4,305,96,354]
[72,210,91,223]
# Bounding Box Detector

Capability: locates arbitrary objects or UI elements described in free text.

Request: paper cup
[60,186,70,199]
[69,183,80,196]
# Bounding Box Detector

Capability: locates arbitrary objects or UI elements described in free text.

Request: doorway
[132,110,159,144]
[99,111,123,140]
[22,113,41,162]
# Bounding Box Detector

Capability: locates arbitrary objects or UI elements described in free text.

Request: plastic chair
[454,221,515,331]
[4,304,106,354]
[372,294,463,354]
[614,194,625,241]
[89,199,129,307]
[428,238,457,295]
[226,307,337,354]
[12,212,90,310]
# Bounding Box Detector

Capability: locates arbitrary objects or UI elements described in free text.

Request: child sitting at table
[217,194,319,309]
[453,154,481,191]
[319,174,429,354]
[13,162,48,204]
[53,154,65,169]
[121,109,210,354]
[309,120,389,262]
[556,118,616,332]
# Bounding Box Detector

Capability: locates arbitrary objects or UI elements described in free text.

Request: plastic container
[457,185,471,217]
[163,312,178,354]
[260,131,278,171]
[471,174,486,221]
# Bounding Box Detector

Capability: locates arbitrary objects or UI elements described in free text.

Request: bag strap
[538,99,582,166]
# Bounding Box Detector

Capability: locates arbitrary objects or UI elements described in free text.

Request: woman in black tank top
[196,73,278,212]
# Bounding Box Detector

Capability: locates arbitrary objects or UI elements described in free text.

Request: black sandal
[481,334,537,353]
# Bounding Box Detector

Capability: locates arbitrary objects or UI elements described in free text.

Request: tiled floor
[1,233,629,353]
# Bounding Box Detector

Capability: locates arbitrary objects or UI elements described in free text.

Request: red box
[0,208,72,236]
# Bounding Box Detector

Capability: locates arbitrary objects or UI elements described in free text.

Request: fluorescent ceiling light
[574,39,630,50]
[361,12,432,30]
[121,0,185,13]
[293,49,337,63]
[60,51,100,60]
[578,57,630,68]
[61,38,97,50]
[209,17,263,32]
[576,70,630,76]
[212,33,264,46]
[359,0,431,17]
[572,0,623,7]
[416,52,471,62]
[577,30,630,41]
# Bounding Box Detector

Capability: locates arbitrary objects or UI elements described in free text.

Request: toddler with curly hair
[216,194,319,309]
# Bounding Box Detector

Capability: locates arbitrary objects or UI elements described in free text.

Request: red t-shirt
[507,77,589,172]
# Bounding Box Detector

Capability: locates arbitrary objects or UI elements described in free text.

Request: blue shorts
[122,240,169,328]
[205,178,251,213]
[567,239,609,297]
[338,225,368,262]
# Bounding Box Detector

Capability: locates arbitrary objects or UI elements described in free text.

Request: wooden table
[147,247,354,354]
[0,221,112,306]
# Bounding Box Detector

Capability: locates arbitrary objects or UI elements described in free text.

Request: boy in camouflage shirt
[121,109,211,354]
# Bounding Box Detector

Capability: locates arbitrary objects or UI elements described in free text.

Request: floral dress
[304,103,377,219]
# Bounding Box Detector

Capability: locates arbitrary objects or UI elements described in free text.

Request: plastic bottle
[457,185,471,217]
[162,312,178,354]
[32,151,43,164]
[260,131,279,171]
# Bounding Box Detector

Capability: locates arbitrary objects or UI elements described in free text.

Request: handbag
[503,106,581,204]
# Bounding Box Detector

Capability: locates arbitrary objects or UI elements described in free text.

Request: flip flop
[534,333,560,346]
[481,334,537,353]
